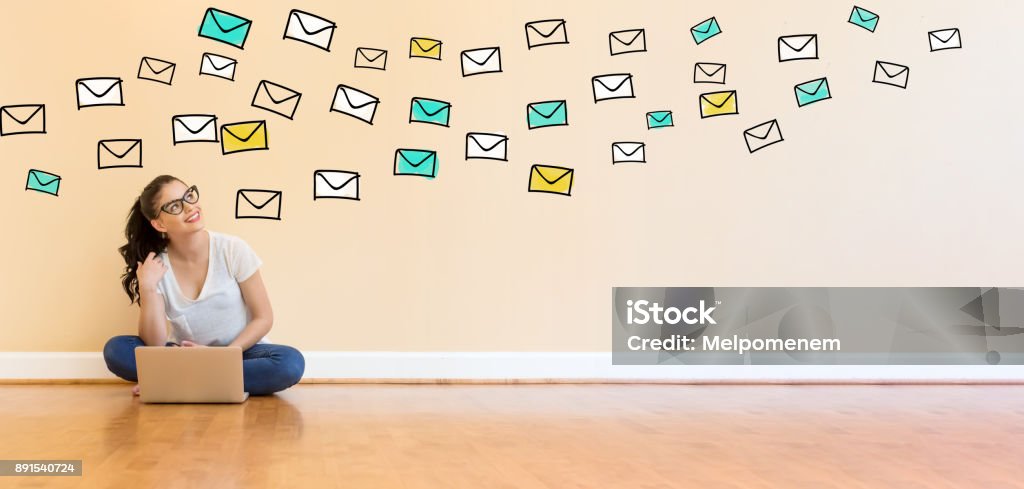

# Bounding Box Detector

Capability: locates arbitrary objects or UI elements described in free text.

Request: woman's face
[149,180,204,236]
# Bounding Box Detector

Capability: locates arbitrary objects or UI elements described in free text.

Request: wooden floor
[1,385,1022,488]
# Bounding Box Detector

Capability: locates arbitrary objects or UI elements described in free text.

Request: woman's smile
[184,209,201,223]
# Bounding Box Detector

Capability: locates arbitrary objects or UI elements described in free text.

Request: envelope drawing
[172,115,218,144]
[409,97,451,126]
[76,78,123,109]
[527,100,567,129]
[331,85,379,124]
[314,170,359,200]
[609,29,646,55]
[200,53,237,80]
[394,149,438,178]
[691,17,721,45]
[849,6,879,32]
[1,104,46,136]
[592,74,635,103]
[26,169,60,196]
[251,80,301,119]
[410,37,442,59]
[612,142,645,164]
[137,57,176,85]
[465,132,508,161]
[743,119,783,153]
[525,19,568,49]
[236,189,282,220]
[794,77,831,107]
[97,139,143,170]
[693,63,727,84]
[354,47,387,70]
[873,61,909,89]
[461,47,502,77]
[778,35,818,62]
[221,121,268,154]
[529,165,573,196]
[646,111,673,129]
[199,8,251,49]
[699,90,738,118]
[929,28,961,52]
[284,9,336,51]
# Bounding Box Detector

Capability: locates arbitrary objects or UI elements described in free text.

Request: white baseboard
[0,351,1022,381]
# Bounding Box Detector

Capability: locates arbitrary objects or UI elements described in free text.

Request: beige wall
[1,1,1019,352]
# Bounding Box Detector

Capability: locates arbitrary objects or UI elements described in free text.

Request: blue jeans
[103,335,305,396]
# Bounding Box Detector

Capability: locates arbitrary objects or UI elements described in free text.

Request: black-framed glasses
[159,185,200,215]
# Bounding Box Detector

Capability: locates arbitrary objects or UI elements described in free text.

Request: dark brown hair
[117,175,182,304]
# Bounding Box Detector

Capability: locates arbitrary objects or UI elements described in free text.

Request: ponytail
[118,175,180,305]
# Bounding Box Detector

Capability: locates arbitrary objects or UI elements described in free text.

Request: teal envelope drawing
[409,98,451,126]
[795,78,831,107]
[527,100,567,129]
[199,8,252,49]
[394,149,438,178]
[849,6,879,32]
[26,169,60,196]
[646,111,673,129]
[691,17,721,44]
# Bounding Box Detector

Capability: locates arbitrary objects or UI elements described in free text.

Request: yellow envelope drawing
[410,37,442,59]
[699,90,738,118]
[97,139,142,169]
[221,121,268,154]
[1,104,46,136]
[235,189,282,220]
[529,164,573,196]
[137,57,176,85]
[251,80,301,119]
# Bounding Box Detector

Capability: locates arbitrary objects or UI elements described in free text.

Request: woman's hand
[180,340,207,348]
[137,252,168,291]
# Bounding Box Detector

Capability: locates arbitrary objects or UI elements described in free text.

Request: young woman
[103,175,304,396]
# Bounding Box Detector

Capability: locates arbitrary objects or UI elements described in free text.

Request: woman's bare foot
[132,384,141,396]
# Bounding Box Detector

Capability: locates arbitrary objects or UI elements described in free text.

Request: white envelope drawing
[284,9,336,51]
[929,28,961,51]
[76,78,123,109]
[465,132,508,161]
[694,63,726,84]
[235,189,282,220]
[314,170,359,200]
[592,74,634,102]
[461,47,502,77]
[743,119,783,153]
[172,115,218,144]
[200,53,237,80]
[612,142,645,163]
[873,61,909,89]
[354,47,387,70]
[778,34,818,62]
[609,29,646,55]
[331,84,379,124]
[525,19,568,48]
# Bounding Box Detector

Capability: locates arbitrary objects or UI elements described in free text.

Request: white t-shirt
[155,229,270,346]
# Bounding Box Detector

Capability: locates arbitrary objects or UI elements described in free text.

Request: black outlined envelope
[172,115,218,144]
[354,47,387,70]
[236,189,282,220]
[693,63,726,84]
[609,29,646,55]
[251,80,301,119]
[873,61,909,89]
[461,47,502,77]
[200,53,237,80]
[137,57,175,85]
[592,74,635,102]
[76,78,123,109]
[612,142,645,163]
[314,170,359,200]
[1,104,46,136]
[283,9,336,51]
[928,28,961,51]
[778,34,818,62]
[330,84,379,124]
[525,19,568,48]
[743,119,783,153]
[97,139,142,169]
[465,132,508,161]
[410,37,442,59]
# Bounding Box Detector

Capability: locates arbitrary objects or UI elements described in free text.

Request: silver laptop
[136,346,249,403]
